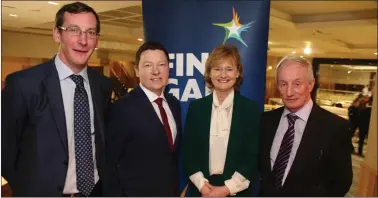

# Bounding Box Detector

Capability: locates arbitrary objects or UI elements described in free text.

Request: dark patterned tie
[70,75,95,196]
[272,113,299,188]
[154,98,174,151]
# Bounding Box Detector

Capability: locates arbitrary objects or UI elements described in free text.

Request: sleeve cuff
[189,171,209,191]
[224,171,250,196]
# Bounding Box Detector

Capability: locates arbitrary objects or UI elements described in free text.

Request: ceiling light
[374,52,377,55]
[137,38,143,41]
[330,65,334,67]
[9,14,18,17]
[95,48,98,50]
[348,71,352,74]
[48,1,59,5]
[300,55,304,58]
[268,41,273,45]
[304,47,312,55]
[292,51,296,54]
[267,66,273,71]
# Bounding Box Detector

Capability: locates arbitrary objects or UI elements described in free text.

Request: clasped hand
[200,181,230,197]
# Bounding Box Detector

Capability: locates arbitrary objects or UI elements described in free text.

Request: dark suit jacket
[105,85,182,197]
[182,92,260,197]
[1,59,112,196]
[260,103,353,197]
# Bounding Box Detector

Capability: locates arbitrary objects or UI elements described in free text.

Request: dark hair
[204,44,244,90]
[135,41,169,66]
[55,2,100,34]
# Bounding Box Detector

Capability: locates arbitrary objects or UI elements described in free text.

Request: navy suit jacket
[1,59,112,196]
[105,85,182,197]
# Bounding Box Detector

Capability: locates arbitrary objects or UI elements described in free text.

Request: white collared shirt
[270,99,313,186]
[139,83,177,143]
[190,90,250,196]
[55,55,99,194]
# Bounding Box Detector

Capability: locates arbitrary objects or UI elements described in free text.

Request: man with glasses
[2,2,112,196]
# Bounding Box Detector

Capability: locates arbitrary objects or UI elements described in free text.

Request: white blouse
[189,90,250,196]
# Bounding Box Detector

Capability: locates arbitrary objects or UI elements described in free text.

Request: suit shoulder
[236,94,259,110]
[262,106,284,119]
[4,61,52,88]
[166,92,180,104]
[6,62,49,81]
[188,94,211,108]
[88,67,112,86]
[316,105,349,125]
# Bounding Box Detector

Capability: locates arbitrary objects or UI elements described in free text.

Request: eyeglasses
[58,26,99,38]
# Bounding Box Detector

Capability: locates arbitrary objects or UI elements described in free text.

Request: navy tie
[272,113,299,188]
[70,75,95,196]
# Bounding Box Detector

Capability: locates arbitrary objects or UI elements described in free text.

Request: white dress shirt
[270,99,313,186]
[55,55,99,194]
[139,83,177,143]
[189,90,250,196]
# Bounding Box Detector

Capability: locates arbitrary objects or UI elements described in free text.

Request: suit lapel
[284,104,322,185]
[223,93,242,174]
[43,60,68,155]
[266,108,284,170]
[134,86,172,150]
[263,107,284,188]
[87,68,105,145]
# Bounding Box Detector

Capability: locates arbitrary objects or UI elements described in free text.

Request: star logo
[213,7,255,47]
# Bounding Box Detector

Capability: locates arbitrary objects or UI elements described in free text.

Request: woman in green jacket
[182,45,260,197]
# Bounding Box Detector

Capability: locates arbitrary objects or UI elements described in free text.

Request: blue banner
[142,0,270,194]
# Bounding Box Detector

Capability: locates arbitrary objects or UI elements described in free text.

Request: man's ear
[53,27,61,43]
[309,78,315,92]
[134,65,140,78]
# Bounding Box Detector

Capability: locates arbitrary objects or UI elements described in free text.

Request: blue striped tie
[272,113,299,188]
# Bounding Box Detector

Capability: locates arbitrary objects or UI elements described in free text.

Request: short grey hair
[275,55,314,84]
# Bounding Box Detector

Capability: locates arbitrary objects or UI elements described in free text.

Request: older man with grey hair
[259,56,353,196]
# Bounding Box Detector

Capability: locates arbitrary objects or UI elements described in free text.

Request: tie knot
[287,113,299,125]
[154,97,163,106]
[70,75,84,88]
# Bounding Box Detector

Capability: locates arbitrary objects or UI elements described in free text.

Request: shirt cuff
[189,171,209,191]
[224,171,250,196]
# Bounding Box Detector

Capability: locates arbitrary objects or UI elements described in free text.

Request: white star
[226,20,241,38]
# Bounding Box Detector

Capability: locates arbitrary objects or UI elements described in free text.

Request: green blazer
[182,92,260,197]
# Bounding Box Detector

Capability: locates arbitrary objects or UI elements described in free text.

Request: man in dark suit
[105,42,182,196]
[260,56,353,196]
[1,2,112,196]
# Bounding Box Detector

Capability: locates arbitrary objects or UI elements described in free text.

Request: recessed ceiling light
[330,65,334,67]
[348,71,352,74]
[48,1,59,5]
[300,55,304,58]
[9,14,18,17]
[292,51,296,54]
[267,66,273,71]
[137,38,143,41]
[95,48,98,50]
[374,52,377,55]
[304,47,312,55]
[268,41,273,44]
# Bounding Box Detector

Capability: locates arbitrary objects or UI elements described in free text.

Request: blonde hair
[204,45,243,90]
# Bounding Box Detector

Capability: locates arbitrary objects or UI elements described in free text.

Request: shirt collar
[282,99,313,121]
[54,53,89,82]
[213,89,234,109]
[139,83,166,103]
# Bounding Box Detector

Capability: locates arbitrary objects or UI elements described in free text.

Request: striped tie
[272,113,299,188]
